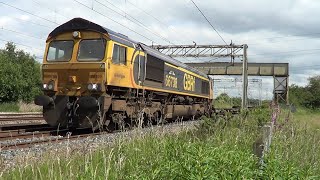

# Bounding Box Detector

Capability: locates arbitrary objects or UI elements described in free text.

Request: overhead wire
[128,0,320,47]
[244,32,320,49]
[289,64,320,72]
[73,0,155,43]
[0,26,46,56]
[250,48,320,57]
[125,0,195,44]
[3,0,172,45]
[0,27,45,58]
[0,40,44,60]
[9,16,53,29]
[249,36,320,46]
[0,0,163,59]
[95,0,174,45]
[32,0,69,20]
[0,2,59,25]
[0,27,45,40]
[0,0,320,89]
[4,0,320,68]
[0,38,43,51]
[291,64,320,69]
[252,32,320,42]
[189,0,228,45]
[126,0,168,28]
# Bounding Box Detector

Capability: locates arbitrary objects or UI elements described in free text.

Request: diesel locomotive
[35,18,213,131]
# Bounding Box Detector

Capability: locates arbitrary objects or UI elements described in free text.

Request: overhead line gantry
[151,44,289,108]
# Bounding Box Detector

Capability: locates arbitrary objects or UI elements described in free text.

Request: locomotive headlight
[72,31,81,38]
[43,82,55,91]
[47,81,55,91]
[92,84,98,90]
[87,83,93,91]
[48,83,54,90]
[87,83,100,91]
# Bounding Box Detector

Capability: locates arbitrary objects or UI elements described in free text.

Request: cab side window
[112,44,126,65]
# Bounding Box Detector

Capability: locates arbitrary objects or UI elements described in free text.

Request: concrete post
[241,44,248,109]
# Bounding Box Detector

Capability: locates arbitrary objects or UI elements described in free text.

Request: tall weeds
[1,107,319,179]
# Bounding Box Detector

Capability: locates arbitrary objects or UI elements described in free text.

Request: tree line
[214,93,262,108]
[289,76,320,109]
[215,75,320,109]
[0,42,41,103]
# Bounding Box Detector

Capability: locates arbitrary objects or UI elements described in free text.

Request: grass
[17,101,42,112]
[292,107,320,128]
[0,101,41,112]
[0,102,19,112]
[213,99,234,108]
[261,106,320,178]
[1,107,320,179]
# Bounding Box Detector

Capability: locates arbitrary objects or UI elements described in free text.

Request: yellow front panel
[42,31,109,96]
[42,63,105,96]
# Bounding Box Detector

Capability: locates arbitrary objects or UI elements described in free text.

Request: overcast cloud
[1,0,319,99]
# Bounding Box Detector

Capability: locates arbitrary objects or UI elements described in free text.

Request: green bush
[0,42,41,103]
[289,75,320,109]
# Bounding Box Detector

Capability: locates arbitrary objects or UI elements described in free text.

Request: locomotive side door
[138,54,146,86]
[133,52,146,86]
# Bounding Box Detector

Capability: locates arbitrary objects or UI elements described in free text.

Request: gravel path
[0,120,201,173]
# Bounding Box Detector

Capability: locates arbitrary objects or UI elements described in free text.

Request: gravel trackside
[0,120,200,173]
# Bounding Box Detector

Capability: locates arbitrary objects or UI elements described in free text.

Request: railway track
[0,131,99,150]
[0,126,97,150]
[0,112,43,121]
[0,112,57,150]
[0,123,51,131]
[0,112,112,150]
[0,130,52,141]
[0,108,242,151]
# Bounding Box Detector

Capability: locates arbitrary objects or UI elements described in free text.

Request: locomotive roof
[48,18,137,47]
[48,18,209,79]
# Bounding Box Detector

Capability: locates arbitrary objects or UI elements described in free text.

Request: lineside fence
[253,101,284,167]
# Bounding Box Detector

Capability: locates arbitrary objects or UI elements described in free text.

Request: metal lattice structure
[214,78,263,105]
[187,62,289,104]
[274,76,289,103]
[151,44,290,107]
[150,44,250,109]
[151,44,245,58]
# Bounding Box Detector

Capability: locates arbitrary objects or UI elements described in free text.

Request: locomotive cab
[35,20,113,130]
[41,31,108,97]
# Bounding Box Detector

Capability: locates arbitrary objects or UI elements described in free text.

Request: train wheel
[105,118,116,132]
[95,112,106,132]
[154,111,164,125]
[43,96,68,128]
[77,107,105,132]
[111,112,126,131]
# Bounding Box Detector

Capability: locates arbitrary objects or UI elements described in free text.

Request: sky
[1,0,319,99]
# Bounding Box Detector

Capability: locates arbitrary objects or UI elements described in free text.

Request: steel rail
[0,132,103,150]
